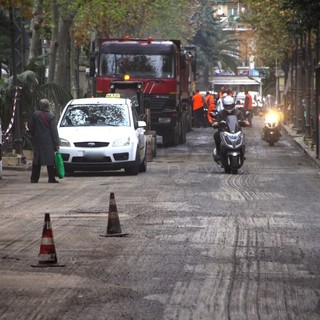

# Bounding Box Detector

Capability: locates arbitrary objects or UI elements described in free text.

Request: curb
[282,124,320,169]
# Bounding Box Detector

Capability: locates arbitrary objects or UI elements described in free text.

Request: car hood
[58,126,135,143]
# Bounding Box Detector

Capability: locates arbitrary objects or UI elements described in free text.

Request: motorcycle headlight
[222,132,244,149]
[112,136,130,147]
[265,112,279,125]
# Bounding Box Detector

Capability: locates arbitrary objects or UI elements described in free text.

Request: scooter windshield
[226,115,239,133]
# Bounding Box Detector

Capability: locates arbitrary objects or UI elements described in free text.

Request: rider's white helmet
[223,95,235,113]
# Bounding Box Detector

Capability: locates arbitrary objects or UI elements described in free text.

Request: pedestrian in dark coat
[28,99,60,183]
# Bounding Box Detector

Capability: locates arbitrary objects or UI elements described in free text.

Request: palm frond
[36,82,73,105]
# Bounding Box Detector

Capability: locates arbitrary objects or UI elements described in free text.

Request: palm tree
[212,31,241,74]
[188,0,241,89]
[1,56,73,150]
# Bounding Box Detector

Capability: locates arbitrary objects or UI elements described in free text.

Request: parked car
[57,95,147,175]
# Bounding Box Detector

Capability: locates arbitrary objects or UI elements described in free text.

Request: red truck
[89,37,196,146]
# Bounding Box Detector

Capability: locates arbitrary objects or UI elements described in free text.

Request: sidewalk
[282,123,320,169]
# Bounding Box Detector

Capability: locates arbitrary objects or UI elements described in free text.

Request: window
[60,104,130,127]
[99,53,175,79]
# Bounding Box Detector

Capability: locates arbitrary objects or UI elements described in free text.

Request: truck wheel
[173,126,179,146]
[186,105,193,132]
[150,131,157,157]
[163,127,179,146]
[179,117,187,144]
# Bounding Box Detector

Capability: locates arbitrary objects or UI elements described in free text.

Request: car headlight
[60,138,71,147]
[112,136,130,147]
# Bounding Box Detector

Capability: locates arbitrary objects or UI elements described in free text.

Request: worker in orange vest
[244,91,253,127]
[205,91,216,125]
[192,90,206,127]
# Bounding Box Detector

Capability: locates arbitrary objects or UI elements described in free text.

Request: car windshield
[60,103,130,127]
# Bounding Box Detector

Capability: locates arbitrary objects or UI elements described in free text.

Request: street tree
[240,0,292,68]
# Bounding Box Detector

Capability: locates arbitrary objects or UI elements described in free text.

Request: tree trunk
[28,0,43,63]
[70,35,80,99]
[54,10,77,93]
[48,0,59,83]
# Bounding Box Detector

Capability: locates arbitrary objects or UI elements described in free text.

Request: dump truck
[90,37,196,146]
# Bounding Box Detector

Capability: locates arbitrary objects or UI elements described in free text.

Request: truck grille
[144,95,176,111]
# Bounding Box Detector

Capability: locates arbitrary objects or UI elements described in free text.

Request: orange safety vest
[218,89,225,99]
[207,103,216,124]
[193,93,204,111]
[206,95,215,108]
[245,93,253,110]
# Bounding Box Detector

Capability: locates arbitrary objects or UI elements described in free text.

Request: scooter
[261,110,281,146]
[212,114,246,174]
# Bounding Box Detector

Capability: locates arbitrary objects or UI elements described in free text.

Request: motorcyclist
[213,95,247,161]
[262,106,283,139]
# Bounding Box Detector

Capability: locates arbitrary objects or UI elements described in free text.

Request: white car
[248,91,263,114]
[235,92,246,109]
[57,95,147,175]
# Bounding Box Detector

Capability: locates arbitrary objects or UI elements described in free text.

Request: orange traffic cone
[100,193,128,237]
[32,213,65,267]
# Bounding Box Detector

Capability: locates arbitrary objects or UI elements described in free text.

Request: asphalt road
[1,116,320,320]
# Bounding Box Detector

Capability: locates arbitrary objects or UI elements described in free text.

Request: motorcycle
[261,110,281,146]
[212,113,246,174]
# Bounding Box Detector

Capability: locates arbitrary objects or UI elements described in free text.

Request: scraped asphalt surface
[1,116,320,320]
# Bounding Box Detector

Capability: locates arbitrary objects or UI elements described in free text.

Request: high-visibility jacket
[205,95,215,108]
[193,93,205,111]
[207,103,216,124]
[205,94,216,124]
[218,90,225,99]
[245,93,253,110]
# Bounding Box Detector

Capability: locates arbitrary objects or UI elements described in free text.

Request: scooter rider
[213,95,247,161]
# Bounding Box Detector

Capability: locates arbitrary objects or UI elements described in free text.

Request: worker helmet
[222,95,235,113]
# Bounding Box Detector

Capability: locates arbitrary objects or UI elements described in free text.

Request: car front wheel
[139,155,147,172]
[125,150,140,175]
